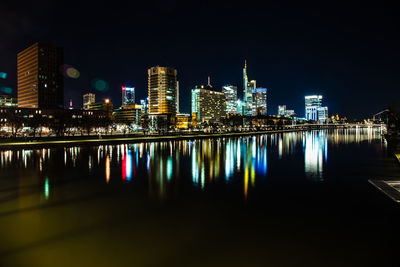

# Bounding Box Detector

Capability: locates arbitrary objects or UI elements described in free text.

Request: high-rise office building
[222,85,238,114]
[191,84,226,123]
[317,106,328,123]
[83,93,95,110]
[17,42,64,109]
[243,60,254,116]
[122,86,135,106]
[251,87,267,116]
[148,66,178,115]
[305,95,323,121]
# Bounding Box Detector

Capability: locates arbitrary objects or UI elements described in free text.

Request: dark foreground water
[0,128,400,267]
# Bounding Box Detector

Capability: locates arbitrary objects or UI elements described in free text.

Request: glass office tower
[222,85,238,114]
[251,87,267,116]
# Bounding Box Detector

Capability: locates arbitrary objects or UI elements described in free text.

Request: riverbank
[0,125,382,150]
[0,128,305,149]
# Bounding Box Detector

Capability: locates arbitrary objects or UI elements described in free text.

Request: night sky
[1,1,399,118]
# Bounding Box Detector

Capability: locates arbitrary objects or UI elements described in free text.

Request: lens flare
[91,78,109,92]
[0,86,12,94]
[61,65,80,79]
[66,67,80,79]
[0,72,7,79]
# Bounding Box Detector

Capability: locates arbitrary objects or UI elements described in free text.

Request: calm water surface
[1,128,399,267]
[0,128,387,198]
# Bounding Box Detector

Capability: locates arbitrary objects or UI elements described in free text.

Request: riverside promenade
[0,124,382,150]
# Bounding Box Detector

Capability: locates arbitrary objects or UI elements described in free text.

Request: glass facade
[317,106,328,123]
[305,95,328,122]
[251,87,267,116]
[122,87,135,106]
[243,61,255,116]
[222,85,238,114]
[140,97,149,115]
[305,95,323,121]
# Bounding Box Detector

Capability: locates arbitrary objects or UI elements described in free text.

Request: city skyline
[9,43,324,118]
[1,2,399,118]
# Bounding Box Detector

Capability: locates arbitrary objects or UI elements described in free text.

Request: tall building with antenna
[243,60,254,116]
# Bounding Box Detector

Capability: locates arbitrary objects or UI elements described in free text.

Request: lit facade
[176,113,191,129]
[83,93,95,110]
[114,104,142,125]
[222,85,238,114]
[88,99,114,119]
[0,94,17,107]
[17,42,64,109]
[252,87,267,116]
[122,87,135,106]
[278,105,286,116]
[278,105,295,117]
[176,81,180,113]
[191,85,226,123]
[305,95,323,121]
[236,99,245,115]
[285,109,295,117]
[140,97,149,115]
[243,61,255,116]
[148,66,177,115]
[317,106,328,123]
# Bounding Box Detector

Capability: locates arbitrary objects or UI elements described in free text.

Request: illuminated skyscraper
[251,87,267,116]
[191,84,226,123]
[83,93,95,110]
[148,66,177,115]
[243,60,253,116]
[122,86,135,106]
[305,95,323,121]
[222,85,238,114]
[17,42,64,108]
[317,106,328,123]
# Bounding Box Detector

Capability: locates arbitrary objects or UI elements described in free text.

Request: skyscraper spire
[207,76,211,87]
[244,59,247,70]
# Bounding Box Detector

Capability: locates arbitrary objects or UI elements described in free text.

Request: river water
[0,128,399,266]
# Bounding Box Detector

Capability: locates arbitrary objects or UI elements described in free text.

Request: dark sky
[0,0,399,118]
